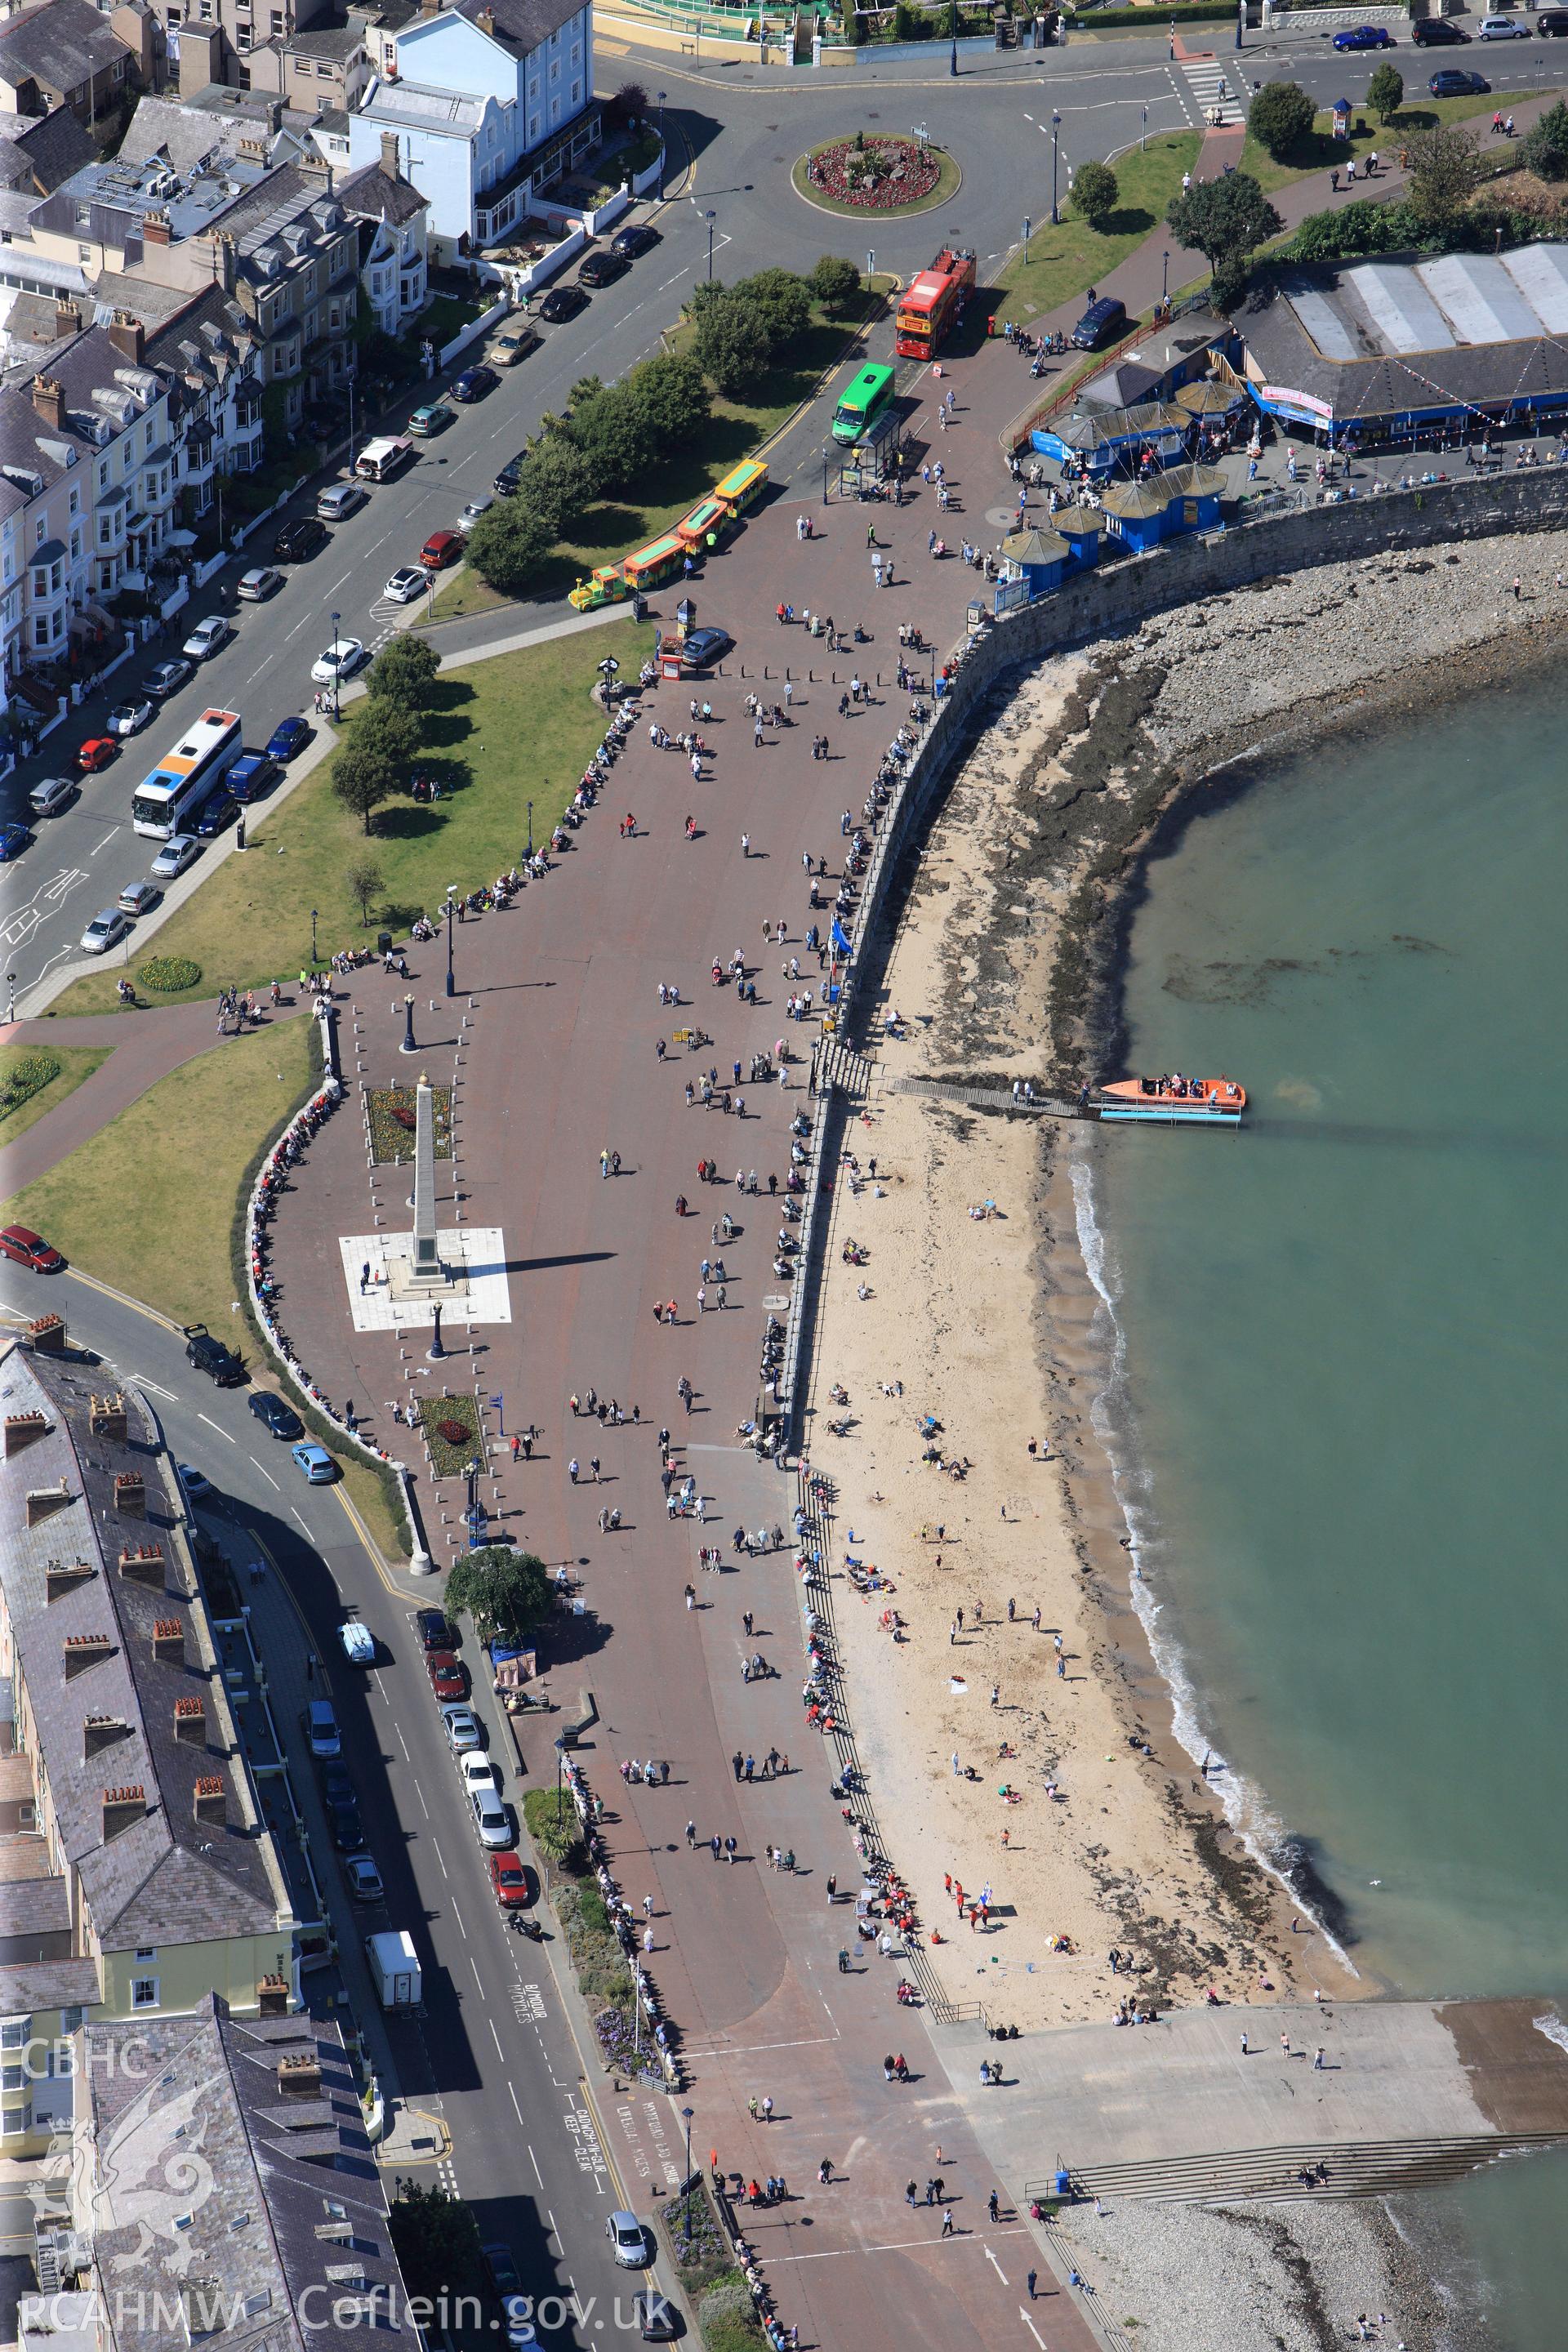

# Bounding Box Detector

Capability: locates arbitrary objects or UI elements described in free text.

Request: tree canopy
[1366,63,1404,128]
[809,254,862,314]
[1247,81,1315,161]
[1403,122,1482,223]
[444,1545,552,1646]
[1521,97,1568,183]
[465,499,555,596]
[1070,159,1119,226]
[366,633,439,708]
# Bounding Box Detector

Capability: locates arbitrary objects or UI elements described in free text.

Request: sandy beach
[790,525,1568,2347]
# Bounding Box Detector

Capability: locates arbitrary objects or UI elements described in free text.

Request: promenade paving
[265,332,1108,2352]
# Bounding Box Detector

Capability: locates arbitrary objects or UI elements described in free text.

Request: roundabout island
[792,130,960,219]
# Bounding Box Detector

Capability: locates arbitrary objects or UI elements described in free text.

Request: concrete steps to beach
[1032,2127,1568,2207]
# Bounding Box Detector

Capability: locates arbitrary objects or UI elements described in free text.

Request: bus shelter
[836,407,903,493]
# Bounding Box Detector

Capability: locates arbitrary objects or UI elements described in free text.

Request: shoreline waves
[803,524,1568,2345]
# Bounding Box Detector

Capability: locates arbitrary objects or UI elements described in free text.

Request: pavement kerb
[52,1264,185,1336]
[16,717,343,1022]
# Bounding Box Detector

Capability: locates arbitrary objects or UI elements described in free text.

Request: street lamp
[466,1456,483,1548]
[1050,110,1062,226]
[444,884,457,999]
[822,442,833,507]
[1236,0,1244,48]
[4,970,15,1025]
[1142,104,1148,150]
[347,375,358,474]
[526,798,534,859]
[400,992,417,1054]
[1162,248,1170,305]
[703,207,716,282]
[657,92,667,199]
[329,610,341,718]
[949,0,958,75]
[680,2106,696,2248]
[310,906,319,968]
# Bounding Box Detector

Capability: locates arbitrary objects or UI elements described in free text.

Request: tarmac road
[0,1266,676,2352]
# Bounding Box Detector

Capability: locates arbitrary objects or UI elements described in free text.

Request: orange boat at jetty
[1098,1074,1247,1124]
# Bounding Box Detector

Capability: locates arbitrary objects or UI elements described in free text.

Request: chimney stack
[277,2050,323,2098]
[108,312,145,367]
[141,208,172,247]
[30,376,65,432]
[4,1410,48,1456]
[194,1775,226,1827]
[65,1633,112,1679]
[153,1619,185,1665]
[25,1478,73,1527]
[46,1558,96,1603]
[174,1695,207,1748]
[102,1784,146,1842]
[380,129,399,182]
[113,1473,147,1520]
[29,1314,66,1354]
[89,1394,128,1443]
[53,298,81,341]
[84,1716,130,1759]
[118,1540,165,1588]
[257,1973,290,2016]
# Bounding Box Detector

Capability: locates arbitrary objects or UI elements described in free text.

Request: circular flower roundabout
[792,132,960,219]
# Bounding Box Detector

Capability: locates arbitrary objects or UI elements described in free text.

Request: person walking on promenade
[941,2207,955,2238]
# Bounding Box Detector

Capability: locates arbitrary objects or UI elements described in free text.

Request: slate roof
[85,1998,416,2352]
[0,105,95,194]
[0,1339,290,1954]
[0,1956,99,2014]
[336,154,426,227]
[452,0,584,52]
[278,21,367,57]
[0,0,132,95]
[1076,358,1160,413]
[0,1867,72,1945]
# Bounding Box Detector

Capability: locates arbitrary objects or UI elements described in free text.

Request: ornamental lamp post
[1162,247,1170,305]
[657,91,667,199]
[444,884,457,998]
[1050,109,1062,226]
[704,207,716,282]
[949,0,958,74]
[680,2106,696,2247]
[526,797,534,859]
[400,992,416,1054]
[310,906,318,967]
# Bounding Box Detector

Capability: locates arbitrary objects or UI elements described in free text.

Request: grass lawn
[0,1042,110,1145]
[993,132,1202,323]
[48,617,655,1017]
[0,1015,405,1561]
[1238,88,1534,193]
[425,294,886,626]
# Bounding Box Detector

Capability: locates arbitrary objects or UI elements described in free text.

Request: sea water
[1080,684,1568,2344]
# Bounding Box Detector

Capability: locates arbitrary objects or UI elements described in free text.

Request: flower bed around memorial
[417,1391,482,1477]
[366,1083,452,1163]
[802,132,942,212]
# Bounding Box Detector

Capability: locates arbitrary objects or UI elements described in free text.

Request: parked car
[428,1650,467,1702]
[249,1390,304,1439]
[312,638,366,685]
[1477,12,1530,32]
[494,452,526,496]
[182,615,231,661]
[1071,294,1128,350]
[108,694,154,736]
[607,2213,649,2270]
[344,1855,385,1904]
[150,833,203,880]
[409,402,453,437]
[291,1440,337,1482]
[0,822,30,862]
[274,515,328,562]
[339,1614,376,1666]
[176,1463,212,1503]
[470,1784,512,1849]
[1332,22,1394,47]
[537,283,587,323]
[118,879,158,918]
[488,1851,531,1909]
[460,1754,498,1798]
[417,1609,455,1653]
[77,736,116,772]
[634,2294,679,2342]
[1536,7,1568,30]
[0,1225,64,1272]
[481,2247,532,2351]
[184,1321,243,1383]
[578,249,629,289]
[28,776,76,817]
[318,481,367,520]
[305,1699,341,1757]
[612,222,658,259]
[265,715,311,763]
[385,567,428,603]
[80,906,129,955]
[237,566,283,601]
[450,364,498,403]
[457,494,495,534]
[143,658,194,699]
[1412,13,1470,37]
[319,1764,356,1811]
[194,791,238,839]
[420,529,463,571]
[441,1702,483,1751]
[486,328,541,368]
[330,1801,366,1852]
[224,751,277,804]
[679,627,733,672]
[1428,64,1490,89]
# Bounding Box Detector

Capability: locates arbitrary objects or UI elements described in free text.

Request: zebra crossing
[1179,59,1246,127]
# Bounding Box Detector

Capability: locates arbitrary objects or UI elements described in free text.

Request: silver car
[81,906,129,955]
[458,495,495,534]
[182,615,231,660]
[237,566,283,601]
[150,832,202,880]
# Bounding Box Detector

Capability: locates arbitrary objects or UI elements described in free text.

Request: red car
[427,1650,467,1702]
[0,1224,65,1272]
[488,1851,531,1909]
[77,737,117,773]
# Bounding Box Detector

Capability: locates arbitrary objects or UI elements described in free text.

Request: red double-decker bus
[894,247,977,360]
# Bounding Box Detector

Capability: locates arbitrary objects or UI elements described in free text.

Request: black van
[1538,8,1568,31]
[1411,16,1470,41]
[1071,295,1128,351]
[273,514,328,562]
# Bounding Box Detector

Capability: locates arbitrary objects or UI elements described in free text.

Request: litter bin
[1054,2168,1072,2199]
[376,929,393,956]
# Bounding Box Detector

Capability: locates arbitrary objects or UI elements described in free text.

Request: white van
[354,435,414,485]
